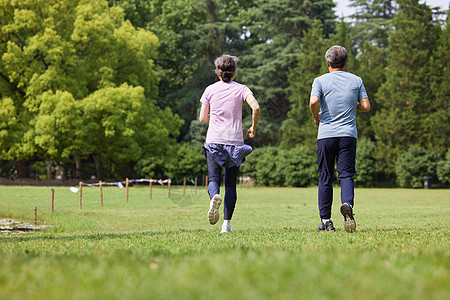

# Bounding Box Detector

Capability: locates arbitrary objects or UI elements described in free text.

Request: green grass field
[1,185,449,300]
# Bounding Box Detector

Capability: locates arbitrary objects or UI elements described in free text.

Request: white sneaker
[220,222,232,233]
[207,194,222,225]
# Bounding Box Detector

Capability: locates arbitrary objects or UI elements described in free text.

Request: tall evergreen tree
[281,19,327,150]
[354,42,387,139]
[349,0,397,48]
[331,18,357,74]
[372,0,441,175]
[427,17,450,154]
[238,0,336,145]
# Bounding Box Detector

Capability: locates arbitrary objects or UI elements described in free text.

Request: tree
[426,17,449,155]
[353,42,387,139]
[349,0,397,48]
[239,0,336,146]
[0,0,182,178]
[395,145,440,188]
[281,19,328,150]
[354,137,376,186]
[371,0,442,176]
[331,18,358,74]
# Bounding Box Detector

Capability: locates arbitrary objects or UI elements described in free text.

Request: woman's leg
[223,165,239,220]
[206,151,222,199]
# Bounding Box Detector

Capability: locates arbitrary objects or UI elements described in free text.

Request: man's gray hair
[325,45,348,69]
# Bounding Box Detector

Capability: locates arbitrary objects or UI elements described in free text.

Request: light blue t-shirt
[311,71,368,140]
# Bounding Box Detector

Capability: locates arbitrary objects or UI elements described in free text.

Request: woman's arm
[199,104,210,123]
[245,94,260,138]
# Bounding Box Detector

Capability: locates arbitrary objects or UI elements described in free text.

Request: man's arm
[245,94,260,138]
[310,95,321,126]
[357,97,370,112]
[199,103,210,123]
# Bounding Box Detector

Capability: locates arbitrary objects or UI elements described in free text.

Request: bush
[277,146,317,187]
[436,150,450,185]
[395,145,440,188]
[241,146,317,187]
[355,137,376,186]
[135,143,206,179]
[254,147,282,186]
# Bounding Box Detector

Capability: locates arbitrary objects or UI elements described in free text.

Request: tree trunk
[15,160,30,178]
[46,160,54,179]
[72,151,82,178]
[55,163,65,180]
[92,153,103,180]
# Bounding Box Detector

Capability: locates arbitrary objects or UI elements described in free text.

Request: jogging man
[309,45,371,232]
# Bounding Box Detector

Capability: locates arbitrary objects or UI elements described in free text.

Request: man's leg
[336,137,356,206]
[317,138,338,220]
[337,137,357,232]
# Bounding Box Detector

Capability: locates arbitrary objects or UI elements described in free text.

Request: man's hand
[314,112,321,126]
[310,95,321,126]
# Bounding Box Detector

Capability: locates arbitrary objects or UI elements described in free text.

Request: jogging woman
[199,55,260,233]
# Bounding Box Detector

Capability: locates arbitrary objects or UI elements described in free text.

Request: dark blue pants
[317,137,356,219]
[206,151,239,220]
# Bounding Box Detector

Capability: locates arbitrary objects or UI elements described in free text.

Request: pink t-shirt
[200,81,253,145]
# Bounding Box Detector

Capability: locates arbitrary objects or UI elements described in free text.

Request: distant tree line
[0,0,448,187]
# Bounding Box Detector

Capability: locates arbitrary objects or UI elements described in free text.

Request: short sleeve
[358,78,368,100]
[200,87,210,106]
[242,85,253,102]
[311,78,322,98]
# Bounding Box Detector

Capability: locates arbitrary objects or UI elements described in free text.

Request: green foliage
[354,42,387,139]
[168,143,207,178]
[242,146,316,187]
[135,143,206,179]
[436,150,450,185]
[349,0,396,48]
[0,0,182,178]
[354,137,376,186]
[372,0,442,176]
[395,145,441,188]
[281,19,327,150]
[427,18,450,155]
[240,0,336,142]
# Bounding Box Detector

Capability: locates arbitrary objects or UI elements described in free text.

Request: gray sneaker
[207,194,222,225]
[318,220,336,231]
[340,203,356,232]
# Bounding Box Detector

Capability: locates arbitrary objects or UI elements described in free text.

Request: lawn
[0,185,449,300]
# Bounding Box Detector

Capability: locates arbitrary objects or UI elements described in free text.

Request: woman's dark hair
[325,45,348,69]
[214,55,238,83]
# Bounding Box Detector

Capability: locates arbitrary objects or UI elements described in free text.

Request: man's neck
[329,67,344,73]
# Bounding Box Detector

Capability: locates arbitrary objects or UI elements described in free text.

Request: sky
[334,0,449,18]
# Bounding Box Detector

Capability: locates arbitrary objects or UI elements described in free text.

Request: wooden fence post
[79,182,82,210]
[126,178,129,202]
[99,181,103,207]
[149,179,152,200]
[168,178,171,199]
[51,189,54,212]
[195,177,198,195]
